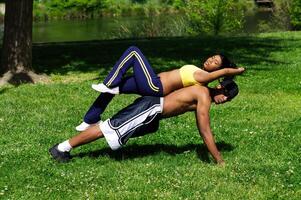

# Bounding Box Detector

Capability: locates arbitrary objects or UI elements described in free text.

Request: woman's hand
[237,67,245,74]
[226,67,245,75]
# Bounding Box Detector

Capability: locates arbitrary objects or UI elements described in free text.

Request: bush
[33,0,108,19]
[269,0,293,30]
[185,0,246,35]
[115,14,189,38]
[290,0,301,29]
[258,0,301,31]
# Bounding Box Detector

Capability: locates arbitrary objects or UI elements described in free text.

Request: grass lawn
[0,31,301,199]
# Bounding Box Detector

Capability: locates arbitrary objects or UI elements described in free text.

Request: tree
[185,0,246,35]
[290,0,301,30]
[0,0,46,86]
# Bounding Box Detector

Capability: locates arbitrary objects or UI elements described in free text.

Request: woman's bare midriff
[158,69,183,96]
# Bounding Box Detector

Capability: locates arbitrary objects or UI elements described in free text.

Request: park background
[0,0,301,199]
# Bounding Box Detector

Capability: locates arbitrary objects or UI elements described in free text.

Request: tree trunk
[1,0,33,74]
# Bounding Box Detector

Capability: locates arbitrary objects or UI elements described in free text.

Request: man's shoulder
[191,84,210,95]
[190,85,211,103]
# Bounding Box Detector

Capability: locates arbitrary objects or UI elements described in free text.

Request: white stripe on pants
[100,98,164,150]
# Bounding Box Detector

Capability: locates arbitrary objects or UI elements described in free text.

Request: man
[49,79,239,165]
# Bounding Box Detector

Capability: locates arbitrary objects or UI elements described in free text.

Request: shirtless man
[75,46,244,132]
[49,79,239,165]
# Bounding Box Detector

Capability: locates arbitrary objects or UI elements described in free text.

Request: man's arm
[195,95,224,165]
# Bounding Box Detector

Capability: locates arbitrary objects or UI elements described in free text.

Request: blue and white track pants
[84,46,163,124]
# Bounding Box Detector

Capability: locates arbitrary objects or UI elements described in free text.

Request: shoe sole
[92,84,119,94]
[49,146,70,163]
[75,121,103,132]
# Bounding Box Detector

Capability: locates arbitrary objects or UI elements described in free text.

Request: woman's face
[203,55,222,72]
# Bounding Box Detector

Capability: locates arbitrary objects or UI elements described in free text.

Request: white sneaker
[91,83,119,94]
[75,121,102,132]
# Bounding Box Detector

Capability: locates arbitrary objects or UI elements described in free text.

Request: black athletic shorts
[100,96,163,150]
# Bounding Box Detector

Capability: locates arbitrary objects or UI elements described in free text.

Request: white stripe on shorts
[100,97,164,150]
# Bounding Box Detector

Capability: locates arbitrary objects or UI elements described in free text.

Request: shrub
[185,0,246,35]
[115,14,189,38]
[270,0,293,30]
[290,0,301,30]
[259,0,301,31]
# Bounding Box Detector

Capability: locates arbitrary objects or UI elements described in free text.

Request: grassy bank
[0,31,301,199]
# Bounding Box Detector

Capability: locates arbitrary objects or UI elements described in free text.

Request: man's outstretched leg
[51,96,163,162]
[49,125,104,162]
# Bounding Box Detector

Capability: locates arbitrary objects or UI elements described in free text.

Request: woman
[76,46,244,131]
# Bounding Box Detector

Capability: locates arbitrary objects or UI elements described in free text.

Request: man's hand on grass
[217,159,225,167]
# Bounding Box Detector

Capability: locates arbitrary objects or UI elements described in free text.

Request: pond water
[0,16,153,43]
[0,12,288,43]
[32,17,141,43]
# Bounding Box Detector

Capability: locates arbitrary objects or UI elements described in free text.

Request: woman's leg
[82,72,163,125]
[82,46,163,125]
[103,46,139,88]
[83,93,115,124]
[103,46,162,96]
[83,76,139,124]
[129,47,163,96]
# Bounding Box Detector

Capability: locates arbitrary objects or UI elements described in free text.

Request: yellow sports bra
[179,65,201,87]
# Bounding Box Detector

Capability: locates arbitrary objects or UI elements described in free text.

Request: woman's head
[203,54,236,72]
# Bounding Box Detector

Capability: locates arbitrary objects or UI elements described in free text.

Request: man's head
[210,79,239,104]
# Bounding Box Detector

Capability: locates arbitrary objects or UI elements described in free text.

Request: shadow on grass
[0,87,11,94]
[73,141,234,163]
[0,35,294,77]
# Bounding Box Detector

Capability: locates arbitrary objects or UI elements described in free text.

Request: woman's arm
[195,67,245,84]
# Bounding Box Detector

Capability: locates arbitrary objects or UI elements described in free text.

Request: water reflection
[33,17,133,43]
[0,12,289,43]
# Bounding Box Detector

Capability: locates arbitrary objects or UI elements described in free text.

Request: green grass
[1,31,301,199]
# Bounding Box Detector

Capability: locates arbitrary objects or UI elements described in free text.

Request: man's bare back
[162,85,210,118]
